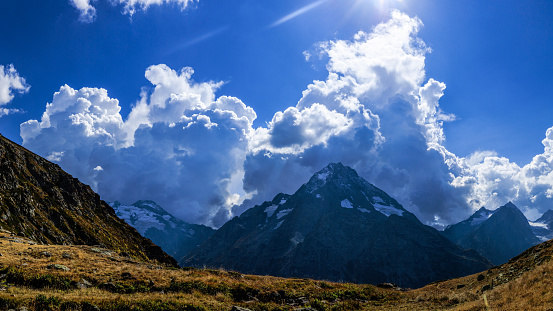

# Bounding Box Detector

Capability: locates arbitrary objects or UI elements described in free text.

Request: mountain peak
[476,206,491,213]
[537,209,553,223]
[498,202,521,214]
[314,162,352,178]
[305,162,359,192]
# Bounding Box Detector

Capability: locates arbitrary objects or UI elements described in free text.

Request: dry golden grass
[1,231,553,310]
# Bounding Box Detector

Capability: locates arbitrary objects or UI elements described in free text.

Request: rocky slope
[111,200,214,260]
[0,133,176,266]
[442,202,540,265]
[182,162,492,288]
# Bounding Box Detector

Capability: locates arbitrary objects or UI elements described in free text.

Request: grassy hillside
[0,230,552,310]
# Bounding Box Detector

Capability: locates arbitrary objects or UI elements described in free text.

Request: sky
[1,0,553,228]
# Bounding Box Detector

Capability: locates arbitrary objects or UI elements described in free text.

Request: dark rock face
[443,202,540,266]
[111,200,215,260]
[0,134,177,266]
[182,162,491,288]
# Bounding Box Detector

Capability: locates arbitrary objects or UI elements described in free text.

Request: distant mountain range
[181,162,492,288]
[110,200,215,261]
[0,134,176,266]
[442,202,544,265]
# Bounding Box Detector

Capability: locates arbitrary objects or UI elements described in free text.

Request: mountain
[530,210,553,242]
[0,133,176,266]
[182,162,491,288]
[441,207,496,244]
[442,202,540,265]
[110,200,215,260]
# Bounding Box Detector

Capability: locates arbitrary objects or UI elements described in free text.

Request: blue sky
[1,0,553,227]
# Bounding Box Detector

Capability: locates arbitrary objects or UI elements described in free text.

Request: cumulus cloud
[0,64,30,114]
[69,0,195,22]
[21,64,254,227]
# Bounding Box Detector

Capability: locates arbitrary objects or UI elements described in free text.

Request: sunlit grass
[1,232,553,310]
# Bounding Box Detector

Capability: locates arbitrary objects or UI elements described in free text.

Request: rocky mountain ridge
[182,162,492,288]
[442,202,540,265]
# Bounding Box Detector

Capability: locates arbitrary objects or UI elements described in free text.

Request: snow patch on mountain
[529,221,549,229]
[373,203,404,217]
[264,205,278,217]
[112,203,167,235]
[341,199,354,209]
[317,171,329,181]
[372,196,385,204]
[274,220,284,229]
[358,208,371,213]
[470,212,494,226]
[277,209,293,219]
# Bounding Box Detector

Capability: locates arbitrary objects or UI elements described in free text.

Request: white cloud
[0,108,22,118]
[111,0,196,16]
[70,0,196,22]
[0,64,29,107]
[21,64,253,228]
[70,0,96,23]
[249,103,355,155]
[320,11,428,102]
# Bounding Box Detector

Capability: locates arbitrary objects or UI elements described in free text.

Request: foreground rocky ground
[0,230,552,310]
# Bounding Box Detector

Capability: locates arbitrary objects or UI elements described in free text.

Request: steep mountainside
[182,163,491,288]
[111,200,215,260]
[443,202,540,265]
[0,134,176,266]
